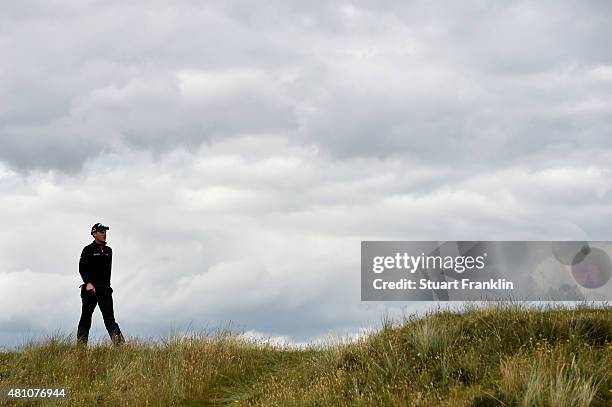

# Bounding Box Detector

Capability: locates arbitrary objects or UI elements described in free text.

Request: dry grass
[1,303,610,406]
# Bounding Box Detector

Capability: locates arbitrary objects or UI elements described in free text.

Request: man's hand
[86,283,96,293]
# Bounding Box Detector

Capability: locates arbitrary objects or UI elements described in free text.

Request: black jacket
[79,241,113,288]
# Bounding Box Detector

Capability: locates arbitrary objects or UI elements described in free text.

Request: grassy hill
[1,303,610,406]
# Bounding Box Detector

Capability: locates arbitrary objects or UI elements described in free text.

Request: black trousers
[77,286,123,345]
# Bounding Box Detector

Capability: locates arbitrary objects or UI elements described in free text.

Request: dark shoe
[112,332,125,347]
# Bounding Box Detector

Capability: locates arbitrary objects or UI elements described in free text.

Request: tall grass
[1,303,610,406]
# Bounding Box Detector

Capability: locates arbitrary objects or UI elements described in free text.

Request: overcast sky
[1,0,611,349]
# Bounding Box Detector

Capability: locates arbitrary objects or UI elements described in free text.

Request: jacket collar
[91,240,107,249]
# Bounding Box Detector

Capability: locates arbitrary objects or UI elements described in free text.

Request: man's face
[93,230,107,244]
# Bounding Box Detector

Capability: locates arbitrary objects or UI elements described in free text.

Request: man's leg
[97,291,124,345]
[76,289,97,346]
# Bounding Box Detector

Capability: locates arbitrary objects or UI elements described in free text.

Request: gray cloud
[1,1,611,172]
[1,1,612,348]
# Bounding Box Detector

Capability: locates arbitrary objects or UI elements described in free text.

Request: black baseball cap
[91,223,110,234]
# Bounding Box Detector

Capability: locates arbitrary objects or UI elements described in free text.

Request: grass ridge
[1,303,610,406]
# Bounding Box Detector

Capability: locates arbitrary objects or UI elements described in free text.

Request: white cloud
[177,69,273,100]
[1,136,611,347]
[590,65,612,81]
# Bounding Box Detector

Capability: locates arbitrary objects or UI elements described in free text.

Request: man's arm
[79,247,97,292]
[79,247,91,285]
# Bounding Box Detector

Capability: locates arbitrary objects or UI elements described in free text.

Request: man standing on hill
[76,223,125,347]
